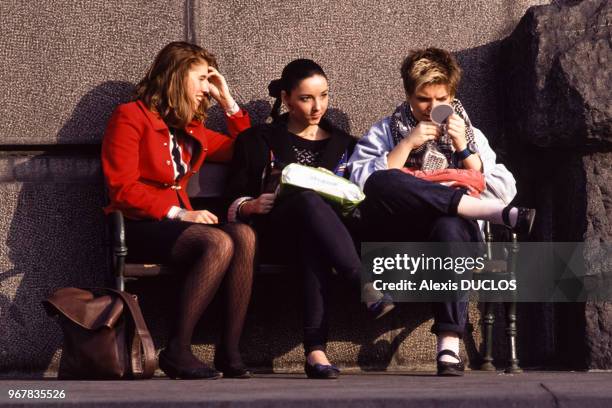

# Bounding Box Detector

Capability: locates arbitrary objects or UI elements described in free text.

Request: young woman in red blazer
[102,42,254,379]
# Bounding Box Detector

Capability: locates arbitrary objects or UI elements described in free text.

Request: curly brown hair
[400,48,462,97]
[136,41,218,128]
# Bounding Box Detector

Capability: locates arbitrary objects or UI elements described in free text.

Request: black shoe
[159,349,222,380]
[363,284,395,319]
[436,350,465,377]
[304,362,340,379]
[213,348,252,379]
[367,293,395,320]
[503,206,536,236]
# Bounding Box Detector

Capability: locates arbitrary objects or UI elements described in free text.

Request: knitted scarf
[389,99,475,170]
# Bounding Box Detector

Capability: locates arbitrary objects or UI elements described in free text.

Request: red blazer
[102,100,251,220]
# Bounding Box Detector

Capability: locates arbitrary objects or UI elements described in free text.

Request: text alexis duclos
[372,279,517,292]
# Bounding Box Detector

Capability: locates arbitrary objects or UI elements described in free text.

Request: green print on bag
[279,163,365,216]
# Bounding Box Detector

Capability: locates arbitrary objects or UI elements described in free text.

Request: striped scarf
[390,99,475,170]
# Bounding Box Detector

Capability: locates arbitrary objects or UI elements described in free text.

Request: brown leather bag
[43,287,156,380]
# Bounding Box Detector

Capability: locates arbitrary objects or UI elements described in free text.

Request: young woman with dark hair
[102,41,254,380]
[225,59,393,379]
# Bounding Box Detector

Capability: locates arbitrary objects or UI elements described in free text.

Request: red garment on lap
[401,168,485,198]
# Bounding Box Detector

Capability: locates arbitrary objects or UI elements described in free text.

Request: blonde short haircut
[400,48,462,97]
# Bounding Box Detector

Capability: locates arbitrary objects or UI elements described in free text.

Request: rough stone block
[583,153,612,369]
[500,0,611,149]
[585,302,612,369]
[500,0,612,369]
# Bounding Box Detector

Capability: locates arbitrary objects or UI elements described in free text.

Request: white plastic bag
[280,163,365,215]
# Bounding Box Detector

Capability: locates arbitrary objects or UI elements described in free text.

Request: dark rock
[585,302,612,368]
[584,153,612,244]
[501,0,611,149]
[583,153,612,369]
[501,1,612,369]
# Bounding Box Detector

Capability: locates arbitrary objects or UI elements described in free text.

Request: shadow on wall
[456,38,558,368]
[55,81,137,143]
[206,99,273,133]
[0,81,135,376]
[455,40,507,160]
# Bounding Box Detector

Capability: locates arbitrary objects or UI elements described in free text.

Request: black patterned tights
[164,223,255,370]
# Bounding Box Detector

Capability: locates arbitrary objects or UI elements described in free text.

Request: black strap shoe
[367,293,396,320]
[304,362,340,379]
[363,284,395,320]
[436,350,465,377]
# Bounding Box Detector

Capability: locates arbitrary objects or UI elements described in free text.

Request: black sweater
[224,115,357,203]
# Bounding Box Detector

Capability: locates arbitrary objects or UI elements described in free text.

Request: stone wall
[1,0,556,375]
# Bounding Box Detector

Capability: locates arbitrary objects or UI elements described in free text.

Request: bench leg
[114,253,126,291]
[504,234,522,373]
[116,276,125,291]
[480,302,496,370]
[504,301,522,373]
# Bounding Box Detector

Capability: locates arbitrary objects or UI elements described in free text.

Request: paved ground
[1,371,612,407]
